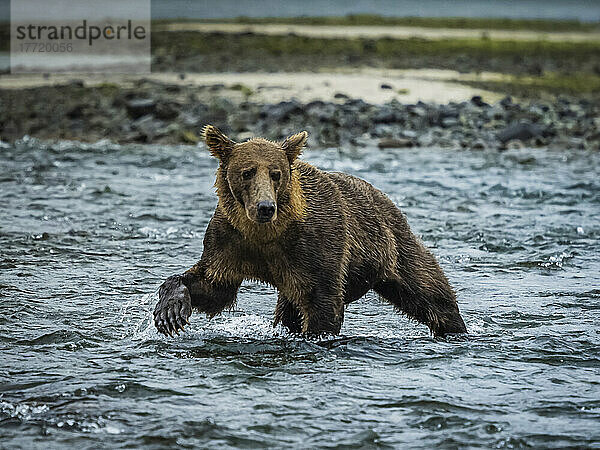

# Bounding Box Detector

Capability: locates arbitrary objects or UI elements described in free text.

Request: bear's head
[203,125,307,226]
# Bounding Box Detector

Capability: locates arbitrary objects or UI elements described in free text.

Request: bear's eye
[241,168,256,180]
[270,171,281,182]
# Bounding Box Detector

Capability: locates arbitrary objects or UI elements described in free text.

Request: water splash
[541,251,573,269]
[0,400,49,421]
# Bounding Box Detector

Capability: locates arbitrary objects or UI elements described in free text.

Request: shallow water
[1,138,599,448]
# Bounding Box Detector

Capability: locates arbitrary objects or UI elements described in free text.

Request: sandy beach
[0,69,505,104]
[157,22,600,43]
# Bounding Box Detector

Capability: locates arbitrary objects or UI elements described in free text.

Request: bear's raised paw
[154,275,192,336]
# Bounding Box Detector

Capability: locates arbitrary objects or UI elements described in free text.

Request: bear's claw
[154,275,192,337]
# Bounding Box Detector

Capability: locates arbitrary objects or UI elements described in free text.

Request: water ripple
[0,142,599,447]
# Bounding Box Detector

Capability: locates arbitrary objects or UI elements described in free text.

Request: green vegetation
[3,16,599,99]
[151,31,600,76]
[150,30,600,97]
[229,83,254,97]
[153,31,600,59]
[157,15,600,32]
[459,73,600,98]
[93,83,120,96]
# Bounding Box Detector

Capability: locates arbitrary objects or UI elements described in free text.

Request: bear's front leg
[274,294,303,334]
[300,284,345,336]
[154,263,241,336]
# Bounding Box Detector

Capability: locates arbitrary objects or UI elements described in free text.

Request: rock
[500,96,513,108]
[377,138,414,149]
[164,123,181,135]
[131,114,166,142]
[67,104,85,119]
[66,79,84,88]
[471,95,489,108]
[126,98,156,119]
[408,104,428,118]
[427,105,459,127]
[309,103,337,123]
[305,100,326,110]
[180,130,199,144]
[504,139,525,150]
[155,101,180,120]
[344,98,370,111]
[164,84,181,93]
[497,122,544,144]
[439,105,459,120]
[333,92,349,100]
[485,104,506,121]
[400,130,418,139]
[180,112,202,127]
[441,117,459,128]
[373,106,400,124]
[471,140,486,150]
[261,101,303,121]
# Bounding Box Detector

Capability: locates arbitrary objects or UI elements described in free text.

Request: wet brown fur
[153,126,467,337]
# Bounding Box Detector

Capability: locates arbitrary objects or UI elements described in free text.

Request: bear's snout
[256,200,276,222]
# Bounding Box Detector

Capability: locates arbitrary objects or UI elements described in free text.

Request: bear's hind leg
[274,294,303,334]
[374,273,466,337]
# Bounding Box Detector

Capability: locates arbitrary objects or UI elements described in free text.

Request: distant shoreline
[1,15,598,148]
[1,75,598,151]
[159,15,600,32]
[156,22,600,43]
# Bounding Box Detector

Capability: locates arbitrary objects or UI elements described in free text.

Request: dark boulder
[260,101,303,121]
[497,122,544,144]
[471,95,489,108]
[126,98,156,119]
[378,138,415,149]
[155,101,180,121]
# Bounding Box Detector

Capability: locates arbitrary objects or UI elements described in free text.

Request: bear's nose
[256,201,276,221]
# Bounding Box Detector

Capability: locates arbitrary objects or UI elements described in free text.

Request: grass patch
[153,31,600,59]
[459,73,600,98]
[372,37,600,59]
[229,83,254,97]
[151,31,600,76]
[155,15,600,32]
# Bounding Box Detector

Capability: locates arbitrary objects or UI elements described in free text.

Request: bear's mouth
[247,208,277,224]
[252,211,277,224]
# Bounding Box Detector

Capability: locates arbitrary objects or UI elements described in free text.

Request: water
[1,138,599,448]
[148,0,600,22]
[1,0,600,22]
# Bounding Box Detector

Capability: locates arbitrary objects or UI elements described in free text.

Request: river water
[1,138,599,448]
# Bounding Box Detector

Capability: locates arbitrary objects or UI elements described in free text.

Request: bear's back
[293,161,403,273]
[293,160,399,221]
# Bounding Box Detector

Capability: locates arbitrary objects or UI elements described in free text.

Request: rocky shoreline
[1,79,599,150]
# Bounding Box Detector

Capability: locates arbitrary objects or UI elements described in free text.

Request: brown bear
[154,125,467,337]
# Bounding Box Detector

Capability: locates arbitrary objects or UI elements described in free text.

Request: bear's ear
[202,125,236,162]
[281,131,308,165]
